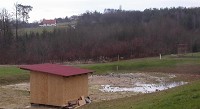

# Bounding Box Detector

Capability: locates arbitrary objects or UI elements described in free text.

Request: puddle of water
[100,81,188,93]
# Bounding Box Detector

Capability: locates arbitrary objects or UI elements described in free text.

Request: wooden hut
[19,64,93,106]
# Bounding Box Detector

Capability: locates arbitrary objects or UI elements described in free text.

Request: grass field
[80,53,200,74]
[0,53,200,85]
[17,22,69,35]
[18,26,56,35]
[0,66,29,85]
[0,53,200,109]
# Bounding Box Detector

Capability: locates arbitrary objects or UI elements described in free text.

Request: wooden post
[159,54,162,60]
[117,54,119,71]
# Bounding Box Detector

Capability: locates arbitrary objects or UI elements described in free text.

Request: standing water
[100,81,188,93]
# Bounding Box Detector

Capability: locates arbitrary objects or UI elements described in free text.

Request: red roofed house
[19,64,93,106]
[40,19,56,26]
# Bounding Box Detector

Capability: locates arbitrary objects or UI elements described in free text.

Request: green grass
[18,26,67,35]
[16,22,69,35]
[18,27,55,34]
[81,80,200,109]
[80,55,200,74]
[0,66,29,85]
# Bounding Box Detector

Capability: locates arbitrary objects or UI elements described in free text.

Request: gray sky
[0,0,200,23]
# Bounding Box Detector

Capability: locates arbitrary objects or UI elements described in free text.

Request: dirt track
[0,72,199,109]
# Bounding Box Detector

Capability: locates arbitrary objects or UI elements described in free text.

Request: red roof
[19,64,93,77]
[43,19,56,24]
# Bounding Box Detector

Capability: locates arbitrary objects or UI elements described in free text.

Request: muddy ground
[0,72,200,109]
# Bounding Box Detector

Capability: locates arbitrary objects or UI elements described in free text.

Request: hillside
[1,7,200,64]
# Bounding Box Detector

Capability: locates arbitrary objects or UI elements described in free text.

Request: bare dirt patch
[0,72,199,108]
[0,87,29,109]
[88,72,194,102]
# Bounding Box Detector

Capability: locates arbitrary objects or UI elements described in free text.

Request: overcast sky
[0,0,200,23]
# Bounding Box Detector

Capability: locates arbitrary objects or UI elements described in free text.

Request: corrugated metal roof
[19,64,93,77]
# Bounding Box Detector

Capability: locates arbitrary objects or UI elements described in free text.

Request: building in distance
[39,19,56,27]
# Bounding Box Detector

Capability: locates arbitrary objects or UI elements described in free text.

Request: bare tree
[14,3,19,39]
[0,8,11,36]
[14,3,33,39]
[17,4,33,23]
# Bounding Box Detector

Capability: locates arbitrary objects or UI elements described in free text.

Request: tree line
[0,7,200,64]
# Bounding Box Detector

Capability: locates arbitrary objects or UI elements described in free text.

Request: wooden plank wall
[30,71,48,104]
[47,74,64,106]
[30,72,88,106]
[63,74,88,104]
